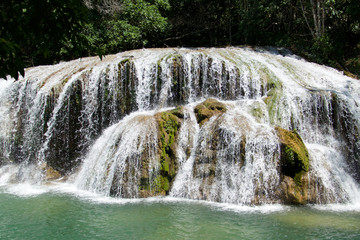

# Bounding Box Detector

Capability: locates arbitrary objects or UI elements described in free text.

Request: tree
[74,0,170,56]
[0,0,89,79]
[1,0,359,79]
[299,0,327,39]
[164,0,238,46]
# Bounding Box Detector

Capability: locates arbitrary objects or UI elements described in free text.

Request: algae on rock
[263,73,283,125]
[276,126,311,204]
[154,109,183,194]
[276,127,309,178]
[117,59,137,115]
[194,98,227,126]
[40,163,62,181]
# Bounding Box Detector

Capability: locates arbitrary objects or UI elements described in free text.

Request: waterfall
[170,102,280,204]
[0,47,359,205]
[170,105,200,198]
[75,111,159,197]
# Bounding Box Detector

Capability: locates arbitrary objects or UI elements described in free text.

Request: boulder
[275,127,311,204]
[194,99,226,126]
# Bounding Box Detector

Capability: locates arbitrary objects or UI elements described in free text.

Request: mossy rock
[170,106,185,119]
[153,175,169,195]
[276,127,309,186]
[194,99,226,126]
[138,108,183,196]
[45,79,83,175]
[275,126,311,205]
[263,76,283,124]
[45,167,62,181]
[154,110,182,194]
[139,176,168,197]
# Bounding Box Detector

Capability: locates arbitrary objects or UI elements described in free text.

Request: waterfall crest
[0,47,359,204]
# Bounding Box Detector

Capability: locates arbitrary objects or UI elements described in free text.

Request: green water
[0,189,360,240]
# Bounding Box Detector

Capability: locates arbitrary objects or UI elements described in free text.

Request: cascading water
[0,47,359,205]
[169,106,200,196]
[75,111,159,197]
[170,102,280,204]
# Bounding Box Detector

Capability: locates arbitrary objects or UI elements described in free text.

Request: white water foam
[1,183,48,197]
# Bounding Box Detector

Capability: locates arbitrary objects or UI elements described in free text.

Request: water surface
[0,184,359,240]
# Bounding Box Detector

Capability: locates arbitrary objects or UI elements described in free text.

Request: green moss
[259,67,281,90]
[260,67,282,95]
[263,75,283,124]
[154,110,182,194]
[119,58,130,66]
[170,106,184,119]
[249,101,266,122]
[276,127,309,186]
[165,53,182,62]
[251,106,263,119]
[62,77,70,86]
[194,98,227,126]
[293,171,304,186]
[162,160,170,172]
[158,112,179,164]
[154,175,169,193]
[139,177,150,191]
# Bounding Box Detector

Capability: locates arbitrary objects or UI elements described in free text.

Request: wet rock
[279,176,308,204]
[276,127,309,179]
[152,110,182,195]
[170,106,185,119]
[40,163,62,181]
[194,98,226,126]
[276,127,312,204]
[46,79,83,175]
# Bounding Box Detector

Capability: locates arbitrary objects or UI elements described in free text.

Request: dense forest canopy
[1,0,359,79]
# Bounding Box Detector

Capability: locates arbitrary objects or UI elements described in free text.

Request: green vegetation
[194,98,227,126]
[276,127,309,186]
[276,127,312,204]
[1,0,359,79]
[0,0,89,79]
[155,110,181,194]
[263,75,283,125]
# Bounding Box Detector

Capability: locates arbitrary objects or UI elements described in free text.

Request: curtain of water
[0,47,359,204]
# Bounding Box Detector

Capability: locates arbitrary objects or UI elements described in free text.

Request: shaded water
[0,185,360,240]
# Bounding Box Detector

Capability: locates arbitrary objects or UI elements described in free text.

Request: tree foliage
[164,0,359,75]
[1,0,359,79]
[62,0,170,58]
[0,0,89,79]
